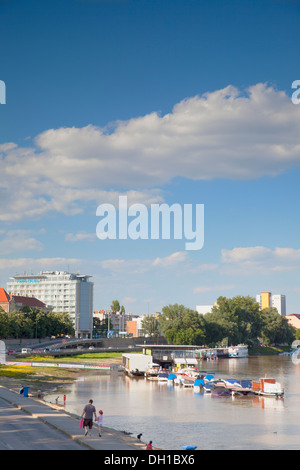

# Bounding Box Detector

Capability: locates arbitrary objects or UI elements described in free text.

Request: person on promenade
[81,399,97,436]
[146,440,153,450]
[97,410,103,437]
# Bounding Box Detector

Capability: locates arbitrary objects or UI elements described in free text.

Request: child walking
[97,410,103,437]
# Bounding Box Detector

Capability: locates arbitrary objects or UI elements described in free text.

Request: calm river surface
[45,355,300,450]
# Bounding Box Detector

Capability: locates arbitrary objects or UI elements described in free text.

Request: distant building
[256,292,286,316]
[94,309,133,336]
[196,305,213,315]
[126,317,145,337]
[286,314,300,330]
[0,287,49,313]
[7,271,93,338]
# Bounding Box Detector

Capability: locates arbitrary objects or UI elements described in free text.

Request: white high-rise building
[7,271,93,337]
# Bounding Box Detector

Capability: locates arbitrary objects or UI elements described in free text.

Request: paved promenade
[0,385,147,450]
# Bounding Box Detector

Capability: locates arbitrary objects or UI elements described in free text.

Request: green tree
[260,307,295,345]
[93,316,108,337]
[5,309,74,338]
[204,296,262,346]
[111,300,120,312]
[142,315,160,337]
[159,304,205,345]
[0,311,9,338]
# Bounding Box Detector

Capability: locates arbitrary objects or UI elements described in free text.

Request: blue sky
[1,0,300,315]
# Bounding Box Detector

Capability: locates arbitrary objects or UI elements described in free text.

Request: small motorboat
[204,374,214,382]
[181,377,195,388]
[194,378,204,392]
[157,372,169,382]
[129,368,145,377]
[224,378,242,388]
[204,382,215,393]
[168,373,177,382]
[145,363,160,378]
[211,385,231,397]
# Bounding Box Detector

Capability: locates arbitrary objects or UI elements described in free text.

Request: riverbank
[0,355,157,450]
[0,384,148,450]
[0,353,123,396]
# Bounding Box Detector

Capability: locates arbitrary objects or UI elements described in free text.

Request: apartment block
[7,271,93,337]
[256,292,286,316]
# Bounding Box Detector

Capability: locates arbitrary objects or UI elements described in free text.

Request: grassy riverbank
[249,345,291,355]
[0,352,123,395]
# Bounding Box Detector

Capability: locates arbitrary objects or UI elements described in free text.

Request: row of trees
[142,296,296,347]
[0,307,75,339]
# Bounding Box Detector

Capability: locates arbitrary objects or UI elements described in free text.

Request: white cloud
[193,284,235,293]
[65,231,96,242]
[0,230,43,256]
[221,246,273,264]
[100,251,188,274]
[152,251,188,267]
[0,257,82,272]
[1,83,300,222]
[221,246,300,272]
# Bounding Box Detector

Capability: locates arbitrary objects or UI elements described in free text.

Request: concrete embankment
[0,385,147,450]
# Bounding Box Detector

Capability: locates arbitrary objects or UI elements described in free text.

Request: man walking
[81,399,97,436]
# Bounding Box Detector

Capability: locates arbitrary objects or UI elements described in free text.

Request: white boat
[181,378,194,388]
[144,363,160,378]
[204,382,215,393]
[224,378,242,388]
[184,367,200,379]
[157,372,169,382]
[228,344,248,358]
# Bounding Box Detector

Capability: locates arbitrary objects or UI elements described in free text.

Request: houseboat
[251,378,284,398]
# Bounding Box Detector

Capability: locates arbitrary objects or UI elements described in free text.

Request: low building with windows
[0,287,49,313]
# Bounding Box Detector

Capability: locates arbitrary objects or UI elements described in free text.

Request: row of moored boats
[143,364,284,398]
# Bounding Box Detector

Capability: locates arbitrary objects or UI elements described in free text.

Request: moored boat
[204,380,224,392]
[144,363,160,378]
[194,378,204,392]
[228,344,248,358]
[157,371,169,382]
[211,385,231,397]
[251,378,284,397]
[129,368,145,377]
[181,377,195,388]
[224,378,242,388]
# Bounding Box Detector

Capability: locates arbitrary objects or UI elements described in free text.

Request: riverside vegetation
[0,295,297,393]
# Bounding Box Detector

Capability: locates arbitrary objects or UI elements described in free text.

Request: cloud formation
[221,246,300,271]
[1,83,300,222]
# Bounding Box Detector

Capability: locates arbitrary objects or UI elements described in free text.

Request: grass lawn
[20,351,124,362]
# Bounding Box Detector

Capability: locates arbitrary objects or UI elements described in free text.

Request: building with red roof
[0,287,50,313]
[286,314,300,330]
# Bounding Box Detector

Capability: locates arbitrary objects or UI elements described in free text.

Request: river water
[45,355,300,450]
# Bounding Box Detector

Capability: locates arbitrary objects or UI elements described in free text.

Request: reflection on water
[45,356,300,450]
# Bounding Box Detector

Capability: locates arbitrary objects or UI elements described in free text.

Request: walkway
[0,385,146,450]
